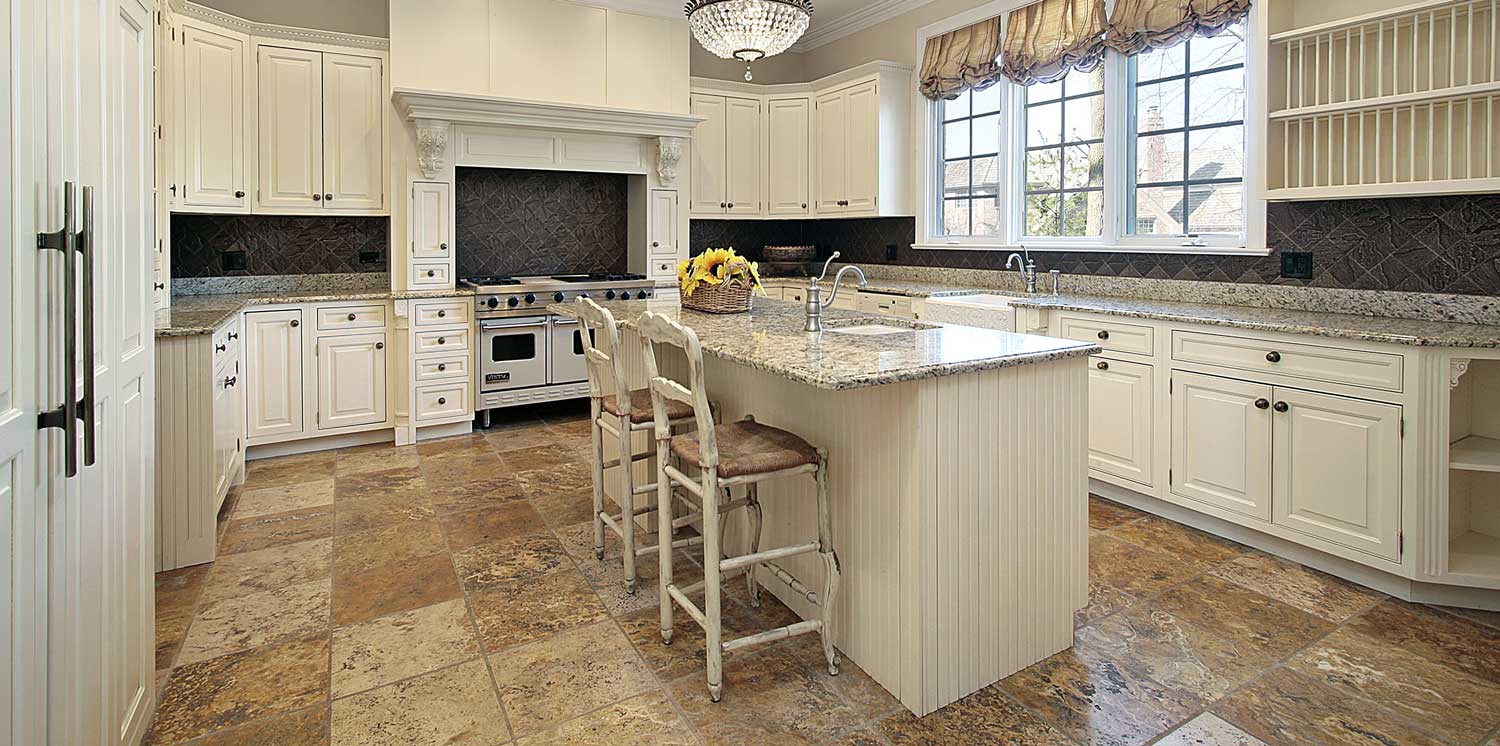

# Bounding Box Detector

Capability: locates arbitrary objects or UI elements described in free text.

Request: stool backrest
[574,298,628,413]
[637,311,719,468]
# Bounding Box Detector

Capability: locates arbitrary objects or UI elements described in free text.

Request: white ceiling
[652,0,935,51]
[808,0,870,26]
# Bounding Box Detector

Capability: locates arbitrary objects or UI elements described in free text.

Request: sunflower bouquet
[677,248,763,313]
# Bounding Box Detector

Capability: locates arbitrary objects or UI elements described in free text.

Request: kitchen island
[552,296,1098,716]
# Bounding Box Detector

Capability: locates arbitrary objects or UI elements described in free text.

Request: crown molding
[791,0,935,52]
[691,59,912,95]
[393,88,706,140]
[173,0,390,51]
[584,0,683,18]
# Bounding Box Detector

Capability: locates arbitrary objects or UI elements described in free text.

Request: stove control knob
[606,290,617,300]
[553,291,565,303]
[639,289,652,299]
[525,293,537,304]
[506,297,519,308]
[619,291,631,300]
[487,297,500,309]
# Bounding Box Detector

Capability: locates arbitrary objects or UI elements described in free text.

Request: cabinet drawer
[785,287,807,304]
[1171,330,1403,393]
[415,354,468,382]
[650,259,677,278]
[410,262,451,287]
[1058,315,1155,356]
[415,382,469,422]
[413,300,471,327]
[316,304,386,331]
[414,327,469,355]
[856,292,913,318]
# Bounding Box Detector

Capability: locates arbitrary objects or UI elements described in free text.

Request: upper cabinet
[177,20,251,212]
[690,61,913,220]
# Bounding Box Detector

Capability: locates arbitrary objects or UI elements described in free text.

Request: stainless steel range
[463,273,657,418]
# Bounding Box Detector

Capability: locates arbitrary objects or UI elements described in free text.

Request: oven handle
[480,319,548,331]
[550,317,580,327]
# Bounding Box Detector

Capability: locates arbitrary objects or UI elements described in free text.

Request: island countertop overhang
[549,297,1100,390]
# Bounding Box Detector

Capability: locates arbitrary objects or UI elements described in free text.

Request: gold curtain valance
[999,0,1106,86]
[1104,0,1251,56]
[918,16,1004,101]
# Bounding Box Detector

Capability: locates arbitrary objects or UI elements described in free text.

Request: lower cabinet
[245,309,306,440]
[1088,356,1153,487]
[316,331,388,430]
[1170,371,1273,520]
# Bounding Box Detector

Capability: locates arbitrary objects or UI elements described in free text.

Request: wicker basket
[762,245,816,262]
[682,274,754,314]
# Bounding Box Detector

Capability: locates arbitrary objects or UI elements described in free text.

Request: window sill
[911,241,1270,256]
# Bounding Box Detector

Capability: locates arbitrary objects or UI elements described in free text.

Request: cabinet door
[1171,371,1272,520]
[766,97,811,215]
[245,310,305,440]
[212,360,235,498]
[410,181,452,259]
[316,332,388,430]
[1088,357,1154,486]
[842,81,880,213]
[813,90,847,214]
[322,52,385,211]
[689,94,726,214]
[180,24,248,210]
[648,189,678,256]
[257,46,324,211]
[724,96,761,215]
[1272,388,1402,560]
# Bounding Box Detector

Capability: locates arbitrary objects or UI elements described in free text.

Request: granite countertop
[550,297,1099,390]
[1004,294,1500,348]
[761,276,992,298]
[156,287,475,337]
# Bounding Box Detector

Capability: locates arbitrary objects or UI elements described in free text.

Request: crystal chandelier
[685,0,813,81]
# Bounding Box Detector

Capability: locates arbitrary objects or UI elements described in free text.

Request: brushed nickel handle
[36,181,79,476]
[1265,351,1282,363]
[78,186,97,467]
[1273,401,1289,413]
[1255,398,1270,410]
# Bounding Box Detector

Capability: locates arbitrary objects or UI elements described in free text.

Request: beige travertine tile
[1109,514,1248,566]
[1088,533,1205,597]
[234,479,335,520]
[880,686,1070,746]
[1211,552,1385,623]
[515,692,696,746]
[331,598,480,698]
[1346,598,1500,685]
[333,465,426,504]
[198,537,332,607]
[1087,495,1147,531]
[1215,667,1449,746]
[1155,713,1266,746]
[452,533,570,590]
[333,489,436,535]
[244,451,338,489]
[218,505,335,555]
[332,552,463,628]
[439,500,549,550]
[468,570,610,652]
[175,578,331,666]
[193,705,329,746]
[148,634,327,744]
[331,659,509,746]
[335,443,420,476]
[155,564,211,671]
[488,620,657,737]
[1149,575,1332,660]
[334,520,447,578]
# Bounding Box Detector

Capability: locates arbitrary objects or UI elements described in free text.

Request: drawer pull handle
[1097,330,1110,340]
[1273,401,1289,413]
[375,342,384,350]
[215,343,226,352]
[223,375,237,389]
[437,397,447,405]
[437,363,447,372]
[1255,398,1270,410]
[290,319,300,328]
[348,313,357,321]
[1265,351,1282,363]
[228,332,238,340]
[1096,361,1109,371]
[426,270,436,278]
[437,336,446,345]
[437,310,446,318]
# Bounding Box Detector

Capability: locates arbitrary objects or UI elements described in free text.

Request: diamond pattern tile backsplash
[171,214,389,277]
[691,194,1500,296]
[454,167,629,278]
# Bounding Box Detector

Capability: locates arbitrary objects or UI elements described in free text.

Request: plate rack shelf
[1266,0,1500,199]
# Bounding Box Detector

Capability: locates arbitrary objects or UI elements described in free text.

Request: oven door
[548,316,593,385]
[479,317,549,392]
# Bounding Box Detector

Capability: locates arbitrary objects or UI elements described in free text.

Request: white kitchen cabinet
[257,45,386,214]
[842,81,880,212]
[410,181,453,260]
[1171,371,1273,521]
[245,309,305,440]
[212,355,244,500]
[316,332,389,430]
[766,96,811,216]
[689,93,726,215]
[1272,388,1402,560]
[815,78,904,216]
[813,88,847,215]
[691,93,761,216]
[649,189,679,255]
[1089,357,1154,487]
[257,46,323,211]
[179,22,250,211]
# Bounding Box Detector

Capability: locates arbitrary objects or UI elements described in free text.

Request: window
[1129,21,1246,238]
[921,14,1261,254]
[941,86,1004,237]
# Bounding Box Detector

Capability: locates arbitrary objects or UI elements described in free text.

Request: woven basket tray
[762,245,816,262]
[682,275,753,314]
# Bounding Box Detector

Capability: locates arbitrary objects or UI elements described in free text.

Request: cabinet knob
[1097,330,1110,340]
[437,310,446,318]
[1273,401,1289,413]
[215,343,226,352]
[437,397,447,405]
[312,193,322,201]
[375,341,384,350]
[719,202,726,208]
[1095,361,1109,371]
[439,242,448,251]
[802,203,808,209]
[437,336,446,345]
[437,363,447,372]
[652,241,660,248]
[1265,351,1282,363]
[289,319,300,327]
[324,193,333,201]
[234,190,245,198]
[1255,398,1270,410]
[427,270,436,278]
[348,313,357,321]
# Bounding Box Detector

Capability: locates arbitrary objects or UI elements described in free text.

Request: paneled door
[1087,357,1154,486]
[1170,371,1273,520]
[1271,388,1402,560]
[841,81,880,213]
[179,21,249,211]
[316,333,388,430]
[689,93,727,215]
[410,181,452,260]
[245,310,306,440]
[765,97,811,216]
[257,45,324,211]
[321,52,384,211]
[648,189,679,255]
[723,96,761,215]
[814,89,847,214]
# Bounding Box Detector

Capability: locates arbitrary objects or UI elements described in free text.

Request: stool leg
[815,449,841,677]
[618,414,639,594]
[703,469,725,703]
[589,400,606,561]
[656,440,675,646]
[744,482,763,607]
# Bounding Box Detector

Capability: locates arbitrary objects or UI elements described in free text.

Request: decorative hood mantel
[392,87,704,182]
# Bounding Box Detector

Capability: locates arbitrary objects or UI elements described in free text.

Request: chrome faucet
[805,252,868,332]
[1007,247,1038,294]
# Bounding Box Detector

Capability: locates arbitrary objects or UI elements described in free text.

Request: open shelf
[1449,530,1500,577]
[1445,358,1500,581]
[1452,435,1500,472]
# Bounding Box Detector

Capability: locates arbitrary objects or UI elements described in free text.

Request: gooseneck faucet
[1007,247,1038,294]
[805,252,868,332]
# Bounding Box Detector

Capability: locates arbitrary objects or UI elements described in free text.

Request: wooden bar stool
[637,310,841,702]
[575,298,705,593]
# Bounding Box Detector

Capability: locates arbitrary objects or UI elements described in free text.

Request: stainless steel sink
[822,318,940,335]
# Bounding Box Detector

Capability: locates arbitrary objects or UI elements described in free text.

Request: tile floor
[148,401,1500,746]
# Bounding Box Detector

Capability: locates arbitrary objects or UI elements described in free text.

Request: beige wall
[196,0,389,37]
[690,45,809,85]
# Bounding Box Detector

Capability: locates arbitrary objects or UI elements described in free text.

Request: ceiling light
[685,0,813,81]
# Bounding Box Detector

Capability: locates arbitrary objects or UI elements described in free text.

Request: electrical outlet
[221,249,247,272]
[1279,251,1313,280]
[359,250,383,265]
[885,243,899,261]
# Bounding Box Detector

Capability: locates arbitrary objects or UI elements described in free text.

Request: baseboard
[246,428,394,460]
